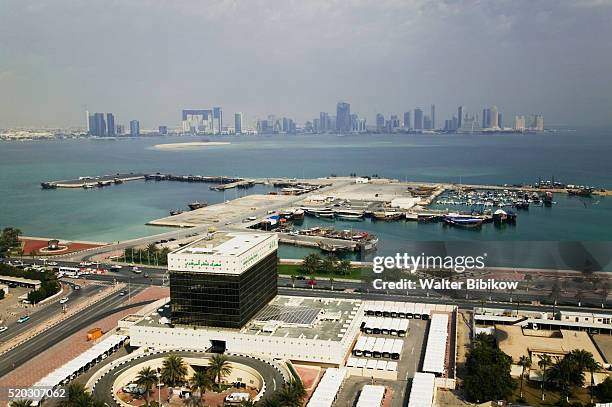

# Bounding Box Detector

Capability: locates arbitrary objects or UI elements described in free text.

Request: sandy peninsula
[153,141,231,150]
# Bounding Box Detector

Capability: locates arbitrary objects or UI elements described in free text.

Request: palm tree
[329,277,335,291]
[209,354,232,386]
[518,355,532,399]
[276,379,306,407]
[58,382,104,407]
[161,354,188,387]
[538,353,553,401]
[190,369,214,403]
[135,366,158,404]
[259,398,282,407]
[10,400,33,407]
[290,275,296,288]
[585,359,602,403]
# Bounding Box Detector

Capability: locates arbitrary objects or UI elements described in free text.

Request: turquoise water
[0,130,611,255]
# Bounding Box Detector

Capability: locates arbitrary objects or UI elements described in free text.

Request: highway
[0,286,150,378]
[0,282,100,343]
[4,257,610,310]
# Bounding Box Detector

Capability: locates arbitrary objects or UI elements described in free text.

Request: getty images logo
[372,253,488,274]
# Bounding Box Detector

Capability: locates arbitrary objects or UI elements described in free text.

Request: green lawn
[277,263,365,280]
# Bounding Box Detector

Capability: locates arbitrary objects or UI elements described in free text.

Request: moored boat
[188,201,207,210]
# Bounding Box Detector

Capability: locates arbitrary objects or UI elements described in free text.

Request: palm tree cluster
[547,349,601,402]
[60,383,106,407]
[301,253,352,276]
[257,379,307,407]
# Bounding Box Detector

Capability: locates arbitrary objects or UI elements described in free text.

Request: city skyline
[0,1,611,128]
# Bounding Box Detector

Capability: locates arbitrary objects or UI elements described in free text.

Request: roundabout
[90,350,288,406]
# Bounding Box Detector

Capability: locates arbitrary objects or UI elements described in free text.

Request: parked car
[0,326,8,333]
[59,297,69,304]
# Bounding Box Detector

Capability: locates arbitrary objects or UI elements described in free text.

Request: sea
[1,128,611,270]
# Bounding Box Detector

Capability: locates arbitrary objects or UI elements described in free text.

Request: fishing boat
[292,209,305,219]
[318,242,351,253]
[373,211,403,221]
[316,211,336,219]
[443,215,483,228]
[544,191,554,207]
[417,214,440,223]
[188,201,207,210]
[568,188,593,197]
[336,213,364,221]
[514,201,529,210]
[169,209,183,216]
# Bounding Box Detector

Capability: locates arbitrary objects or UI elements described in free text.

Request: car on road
[132,267,142,274]
[59,297,69,304]
[110,265,122,271]
[48,261,58,266]
[79,261,92,267]
[0,326,8,333]
[119,291,126,296]
[143,273,149,278]
[16,315,31,323]
[74,285,81,290]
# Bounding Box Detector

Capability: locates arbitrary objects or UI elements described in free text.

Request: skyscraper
[423,115,432,130]
[106,113,115,136]
[498,113,503,128]
[213,107,223,134]
[319,112,328,132]
[403,111,411,129]
[336,101,351,133]
[414,108,423,130]
[457,106,464,129]
[90,113,106,137]
[85,110,90,133]
[182,109,213,134]
[234,112,243,134]
[130,120,140,136]
[482,108,491,128]
[430,104,436,130]
[490,106,499,128]
[375,113,385,131]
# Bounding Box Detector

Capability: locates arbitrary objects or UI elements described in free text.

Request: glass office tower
[168,233,278,329]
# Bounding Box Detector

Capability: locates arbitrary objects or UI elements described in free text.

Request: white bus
[59,266,81,278]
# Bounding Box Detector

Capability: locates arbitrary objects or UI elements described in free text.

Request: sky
[1,0,611,128]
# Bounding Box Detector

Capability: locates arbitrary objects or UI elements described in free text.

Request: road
[0,281,99,343]
[5,257,610,310]
[92,351,286,406]
[0,286,150,378]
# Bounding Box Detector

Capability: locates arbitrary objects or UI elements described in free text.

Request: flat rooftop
[173,232,273,256]
[496,325,605,368]
[136,295,363,342]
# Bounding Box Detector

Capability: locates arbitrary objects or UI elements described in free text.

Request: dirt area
[455,311,473,382]
[293,363,321,399]
[0,286,34,323]
[20,237,105,255]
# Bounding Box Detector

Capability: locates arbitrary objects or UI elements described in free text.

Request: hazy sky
[1,0,611,128]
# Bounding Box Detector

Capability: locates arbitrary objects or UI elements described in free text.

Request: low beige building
[495,325,607,383]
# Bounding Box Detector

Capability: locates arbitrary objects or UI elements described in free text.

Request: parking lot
[335,319,428,407]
